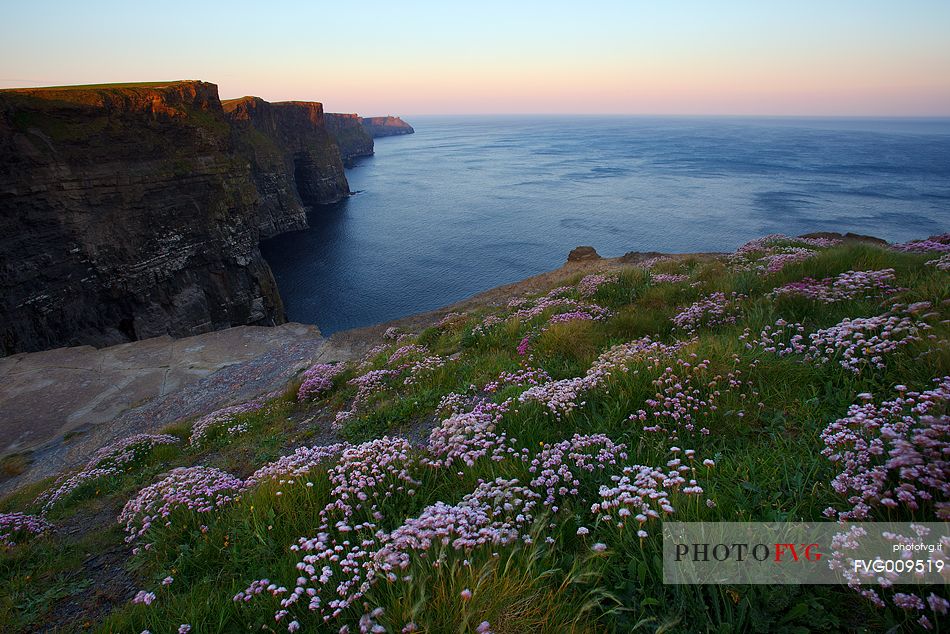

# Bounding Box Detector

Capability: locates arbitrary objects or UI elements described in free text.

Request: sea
[261,115,950,334]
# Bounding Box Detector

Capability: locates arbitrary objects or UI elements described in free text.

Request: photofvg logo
[662,522,949,585]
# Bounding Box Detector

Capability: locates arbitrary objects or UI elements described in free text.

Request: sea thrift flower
[806,313,926,374]
[672,292,743,333]
[483,367,552,393]
[246,443,349,488]
[728,234,838,272]
[460,588,472,601]
[36,433,181,512]
[577,272,617,298]
[528,434,627,507]
[0,512,51,548]
[891,233,950,253]
[297,363,345,401]
[925,253,950,270]
[119,466,245,546]
[426,400,517,467]
[821,378,949,520]
[651,273,689,284]
[132,591,156,605]
[519,337,683,417]
[771,269,900,303]
[189,393,277,446]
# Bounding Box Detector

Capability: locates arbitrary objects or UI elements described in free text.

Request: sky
[2,1,949,116]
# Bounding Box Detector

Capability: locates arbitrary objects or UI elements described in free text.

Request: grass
[1,238,947,632]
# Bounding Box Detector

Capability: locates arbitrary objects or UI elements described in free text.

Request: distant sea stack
[361,115,414,137]
[0,80,353,355]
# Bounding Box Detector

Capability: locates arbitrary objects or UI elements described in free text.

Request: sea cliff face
[324,113,374,165]
[361,115,414,137]
[0,81,349,355]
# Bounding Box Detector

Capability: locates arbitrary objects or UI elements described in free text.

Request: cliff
[325,113,374,165]
[0,81,349,355]
[361,115,414,137]
[222,97,349,234]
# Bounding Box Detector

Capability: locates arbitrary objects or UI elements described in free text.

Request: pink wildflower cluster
[925,253,950,271]
[741,319,807,356]
[189,394,274,446]
[771,269,900,302]
[245,443,349,489]
[321,437,420,524]
[519,337,683,417]
[592,448,710,536]
[388,345,428,365]
[237,478,538,626]
[548,311,596,325]
[528,434,627,509]
[760,248,815,272]
[672,292,743,333]
[828,524,949,629]
[436,312,466,329]
[401,354,447,386]
[806,313,927,374]
[132,590,156,605]
[0,512,51,548]
[630,354,757,439]
[119,466,245,546]
[729,234,839,273]
[234,428,704,630]
[37,433,181,512]
[483,367,552,393]
[821,378,949,521]
[435,391,471,416]
[334,369,400,428]
[426,400,521,468]
[376,477,540,569]
[746,312,929,374]
[651,273,689,284]
[297,363,345,401]
[890,233,950,253]
[577,272,618,298]
[471,284,609,338]
[337,345,453,428]
[637,256,672,269]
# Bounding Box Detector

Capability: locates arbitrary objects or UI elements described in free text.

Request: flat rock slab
[0,322,347,494]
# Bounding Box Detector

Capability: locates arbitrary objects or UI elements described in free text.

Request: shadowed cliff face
[223,97,349,233]
[0,81,349,355]
[324,113,374,165]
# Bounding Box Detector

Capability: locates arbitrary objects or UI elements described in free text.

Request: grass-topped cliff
[1,233,948,632]
[0,81,350,355]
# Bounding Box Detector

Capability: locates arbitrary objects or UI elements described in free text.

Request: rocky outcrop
[0,81,350,355]
[325,113,374,165]
[567,246,602,262]
[361,116,414,137]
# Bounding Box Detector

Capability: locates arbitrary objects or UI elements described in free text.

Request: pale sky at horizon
[2,1,949,116]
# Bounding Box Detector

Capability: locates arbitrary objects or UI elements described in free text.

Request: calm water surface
[262,116,950,333]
